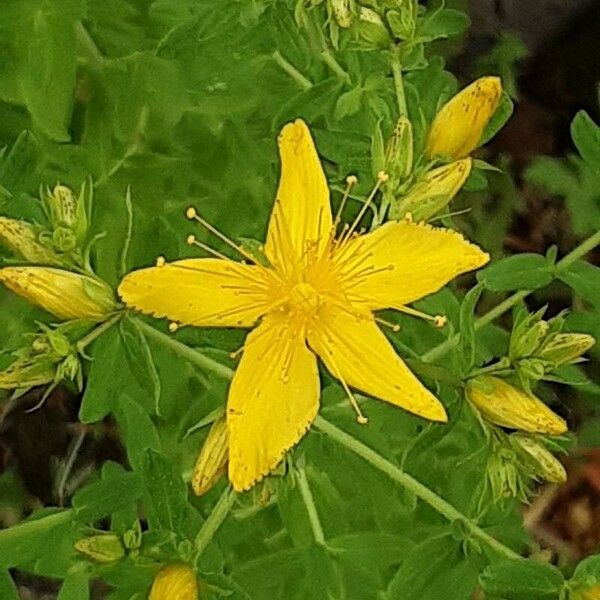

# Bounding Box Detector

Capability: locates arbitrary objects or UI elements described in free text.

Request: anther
[168,322,179,333]
[155,256,166,267]
[404,212,413,223]
[377,170,390,183]
[434,315,447,328]
[375,317,401,332]
[186,206,197,219]
[357,415,369,425]
[186,234,196,245]
[346,174,358,185]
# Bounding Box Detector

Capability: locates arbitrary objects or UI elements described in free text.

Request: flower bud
[192,416,228,496]
[44,184,88,246]
[0,357,56,390]
[0,216,62,265]
[150,564,199,600]
[330,0,354,28]
[384,116,414,189]
[538,333,595,366]
[74,533,125,564]
[389,158,472,221]
[512,434,567,484]
[0,267,116,320]
[509,316,548,361]
[357,7,390,47]
[466,376,567,435]
[426,77,502,160]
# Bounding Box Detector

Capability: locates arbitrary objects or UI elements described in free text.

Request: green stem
[135,318,234,380]
[390,46,408,117]
[194,487,236,558]
[295,466,326,546]
[272,50,313,91]
[77,312,122,353]
[0,510,73,550]
[422,228,600,364]
[313,416,520,560]
[321,50,350,83]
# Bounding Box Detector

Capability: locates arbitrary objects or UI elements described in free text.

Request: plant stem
[313,415,520,560]
[0,510,73,549]
[77,312,122,353]
[390,46,408,117]
[421,228,600,364]
[135,318,234,380]
[321,50,350,83]
[272,50,313,91]
[295,466,326,546]
[194,487,235,558]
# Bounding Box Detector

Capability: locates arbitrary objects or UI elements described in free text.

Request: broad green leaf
[571,110,600,172]
[57,574,90,600]
[479,558,565,600]
[478,254,553,291]
[570,554,600,587]
[557,260,600,309]
[0,570,19,599]
[0,130,38,193]
[419,8,470,40]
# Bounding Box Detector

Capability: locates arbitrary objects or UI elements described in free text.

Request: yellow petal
[466,376,567,434]
[149,564,198,600]
[307,305,447,421]
[0,266,115,320]
[426,76,502,160]
[227,313,319,491]
[333,221,488,311]
[264,119,333,276]
[118,258,271,328]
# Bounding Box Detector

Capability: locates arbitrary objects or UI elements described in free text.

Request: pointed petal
[118,258,271,328]
[264,120,333,275]
[228,313,319,491]
[334,221,489,311]
[307,305,447,421]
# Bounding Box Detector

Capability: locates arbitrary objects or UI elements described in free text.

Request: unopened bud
[0,216,62,265]
[149,564,199,600]
[74,533,125,563]
[426,77,502,160]
[330,0,354,28]
[384,117,414,188]
[510,318,549,361]
[192,416,228,496]
[512,434,567,484]
[389,159,472,221]
[45,184,88,245]
[0,357,56,390]
[0,266,116,321]
[538,333,595,366]
[357,7,390,47]
[466,376,567,435]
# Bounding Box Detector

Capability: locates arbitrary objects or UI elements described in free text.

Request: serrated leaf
[478,254,553,291]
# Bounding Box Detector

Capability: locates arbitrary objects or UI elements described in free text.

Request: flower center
[289,282,320,315]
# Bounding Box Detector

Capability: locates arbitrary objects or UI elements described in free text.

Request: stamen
[333,175,358,231]
[186,233,231,261]
[155,256,166,267]
[375,317,400,332]
[229,346,244,359]
[397,305,447,327]
[342,171,388,243]
[186,206,258,264]
[168,322,179,333]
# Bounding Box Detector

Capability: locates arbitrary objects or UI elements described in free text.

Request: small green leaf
[57,574,90,600]
[481,91,514,145]
[557,260,600,309]
[478,254,553,291]
[419,8,470,40]
[0,570,19,600]
[334,88,363,121]
[571,110,600,172]
[479,558,565,600]
[459,283,484,374]
[570,553,600,587]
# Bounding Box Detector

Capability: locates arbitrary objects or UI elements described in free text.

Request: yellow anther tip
[392,324,400,332]
[404,212,413,223]
[357,415,369,425]
[186,206,197,219]
[434,315,447,328]
[168,322,179,333]
[186,234,196,245]
[346,174,358,185]
[155,256,166,267]
[377,170,390,183]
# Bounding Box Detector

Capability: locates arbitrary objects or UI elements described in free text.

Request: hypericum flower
[466,375,567,435]
[426,76,502,160]
[192,416,228,496]
[119,119,489,491]
[0,266,116,320]
[149,564,199,600]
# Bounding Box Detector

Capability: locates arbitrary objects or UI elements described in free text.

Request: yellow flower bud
[330,0,354,28]
[74,533,125,563]
[0,266,116,320]
[0,216,61,265]
[385,116,414,187]
[192,416,228,496]
[538,333,595,366]
[149,564,199,600]
[0,357,56,389]
[466,376,567,435]
[426,76,502,160]
[389,158,472,221]
[512,434,567,484]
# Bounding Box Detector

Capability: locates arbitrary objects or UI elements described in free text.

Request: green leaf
[0,570,19,600]
[140,449,189,538]
[478,254,553,291]
[479,558,565,600]
[0,130,38,193]
[334,88,363,121]
[571,110,600,172]
[72,462,142,523]
[57,574,90,600]
[570,553,600,587]
[459,283,484,374]
[419,8,470,40]
[481,91,514,145]
[557,260,600,309]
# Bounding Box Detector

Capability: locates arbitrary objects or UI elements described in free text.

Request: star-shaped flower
[118,120,489,491]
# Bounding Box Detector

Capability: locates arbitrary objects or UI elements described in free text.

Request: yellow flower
[119,119,489,491]
[192,416,228,496]
[577,585,600,600]
[466,375,567,435]
[426,76,502,160]
[0,266,116,320]
[149,564,199,600]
